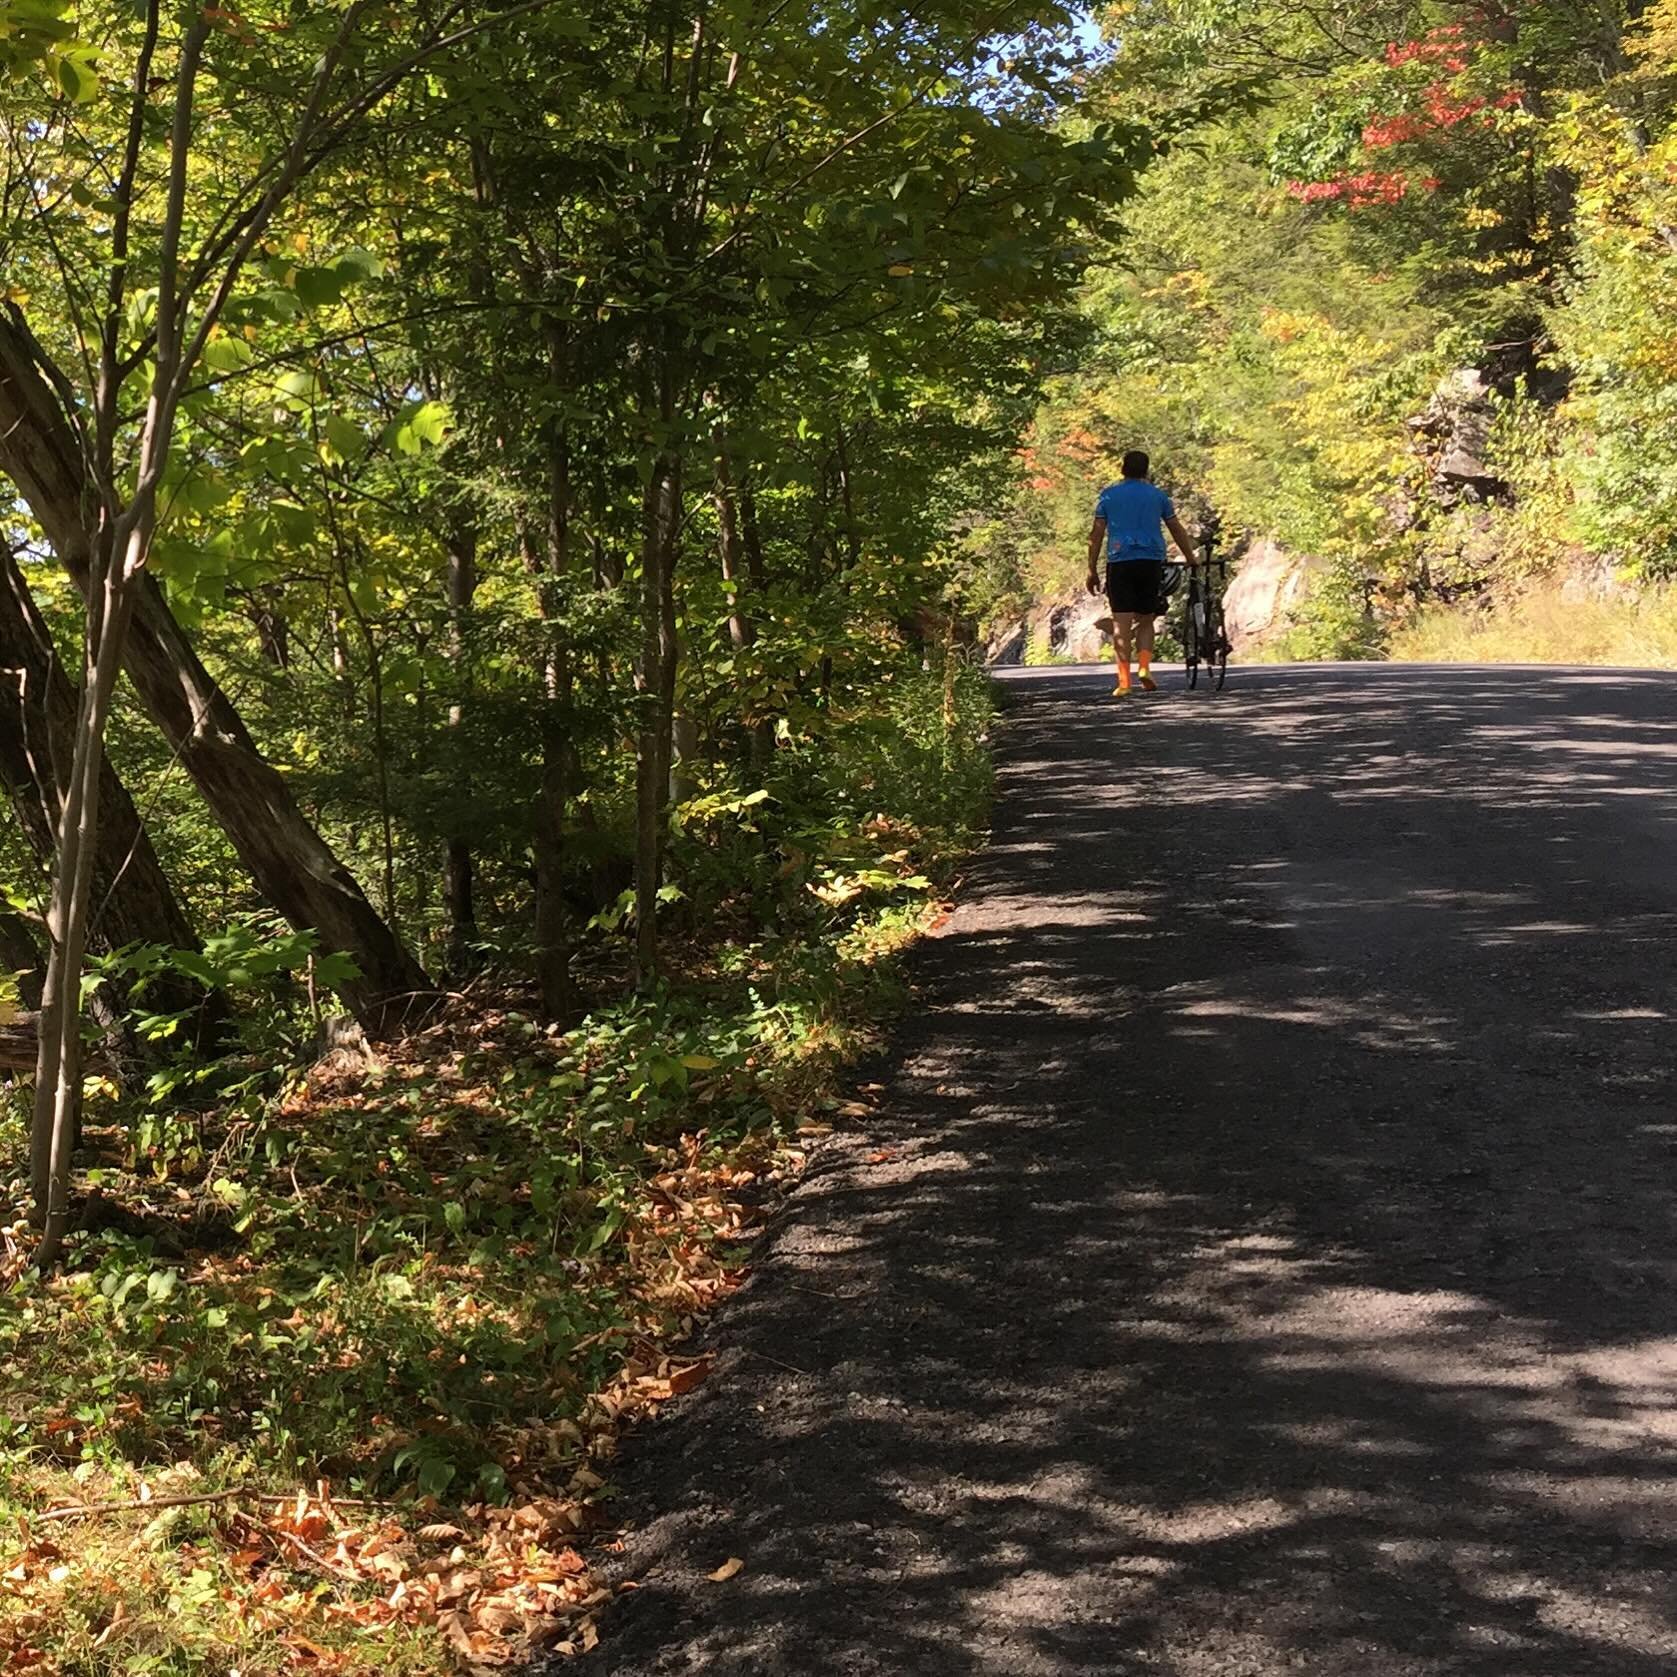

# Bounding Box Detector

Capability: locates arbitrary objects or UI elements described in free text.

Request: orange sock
[1139,650,1153,677]
[1116,661,1132,690]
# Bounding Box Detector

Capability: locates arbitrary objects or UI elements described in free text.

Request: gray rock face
[987,619,1027,666]
[1044,593,1117,663]
[1222,538,1326,652]
[987,592,1115,665]
[1409,368,1507,505]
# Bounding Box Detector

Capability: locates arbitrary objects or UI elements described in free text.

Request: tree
[0,0,575,1261]
[0,543,218,1033]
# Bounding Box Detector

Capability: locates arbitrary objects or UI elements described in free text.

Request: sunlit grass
[1390,582,1677,669]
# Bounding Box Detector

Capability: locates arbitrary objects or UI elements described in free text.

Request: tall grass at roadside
[1391,583,1677,669]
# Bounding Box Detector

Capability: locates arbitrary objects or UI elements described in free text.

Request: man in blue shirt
[1086,450,1199,696]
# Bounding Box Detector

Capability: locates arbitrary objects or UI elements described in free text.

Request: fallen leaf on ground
[707,1556,745,1582]
[666,1360,710,1395]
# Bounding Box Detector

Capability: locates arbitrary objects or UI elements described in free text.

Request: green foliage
[988,0,1677,655]
[0,0,1070,1657]
[0,625,993,1665]
[1270,555,1386,661]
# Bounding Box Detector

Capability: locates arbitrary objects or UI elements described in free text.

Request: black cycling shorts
[1106,560,1167,616]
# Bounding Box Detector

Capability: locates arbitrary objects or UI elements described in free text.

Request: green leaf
[272,368,315,410]
[323,412,365,463]
[203,335,254,376]
[409,399,452,446]
[312,951,363,988]
[294,264,345,310]
[333,247,383,283]
[443,1202,466,1235]
[49,48,97,102]
[388,399,452,455]
[417,1455,455,1497]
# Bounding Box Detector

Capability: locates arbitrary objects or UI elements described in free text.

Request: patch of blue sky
[971,6,1112,108]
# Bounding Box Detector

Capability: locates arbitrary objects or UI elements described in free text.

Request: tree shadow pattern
[580,664,1677,1677]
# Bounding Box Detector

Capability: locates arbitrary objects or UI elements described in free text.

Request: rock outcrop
[1222,539,1326,653]
[987,618,1028,665]
[1408,368,1507,506]
[987,591,1115,665]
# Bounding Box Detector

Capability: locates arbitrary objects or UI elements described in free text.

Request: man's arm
[1086,517,1107,595]
[1166,514,1199,565]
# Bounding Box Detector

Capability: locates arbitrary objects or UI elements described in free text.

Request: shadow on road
[584,664,1677,1677]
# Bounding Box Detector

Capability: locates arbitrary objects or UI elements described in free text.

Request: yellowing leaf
[708,1556,745,1582]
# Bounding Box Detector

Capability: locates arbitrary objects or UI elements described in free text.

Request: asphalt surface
[579,663,1677,1675]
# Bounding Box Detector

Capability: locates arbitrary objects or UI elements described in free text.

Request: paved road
[583,664,1677,1676]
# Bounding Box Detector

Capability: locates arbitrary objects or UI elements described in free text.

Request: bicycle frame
[1180,532,1232,692]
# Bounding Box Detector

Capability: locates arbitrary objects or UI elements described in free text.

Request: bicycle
[1181,525,1232,692]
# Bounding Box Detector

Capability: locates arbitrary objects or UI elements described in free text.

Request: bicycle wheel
[1184,599,1202,689]
[1208,598,1230,691]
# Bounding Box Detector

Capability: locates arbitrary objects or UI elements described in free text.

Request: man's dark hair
[1121,450,1151,480]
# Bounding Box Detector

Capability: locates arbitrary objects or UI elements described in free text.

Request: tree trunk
[529,417,578,1024]
[739,482,769,593]
[632,446,683,989]
[32,529,140,1261]
[443,522,479,975]
[713,435,774,766]
[0,1014,112,1074]
[0,315,432,1034]
[834,427,862,572]
[249,595,290,668]
[714,443,755,655]
[0,545,222,1033]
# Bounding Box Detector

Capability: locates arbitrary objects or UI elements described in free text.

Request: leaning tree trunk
[0,544,223,1035]
[0,316,432,1033]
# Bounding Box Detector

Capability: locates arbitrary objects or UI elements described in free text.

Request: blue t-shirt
[1095,479,1175,563]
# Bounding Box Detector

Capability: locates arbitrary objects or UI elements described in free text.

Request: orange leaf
[667,1360,710,1396]
[707,1556,745,1582]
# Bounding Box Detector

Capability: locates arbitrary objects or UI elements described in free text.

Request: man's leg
[1113,613,1137,693]
[1136,611,1159,691]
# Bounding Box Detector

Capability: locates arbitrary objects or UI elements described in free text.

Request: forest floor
[0,901,941,1673]
[576,663,1677,1676]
